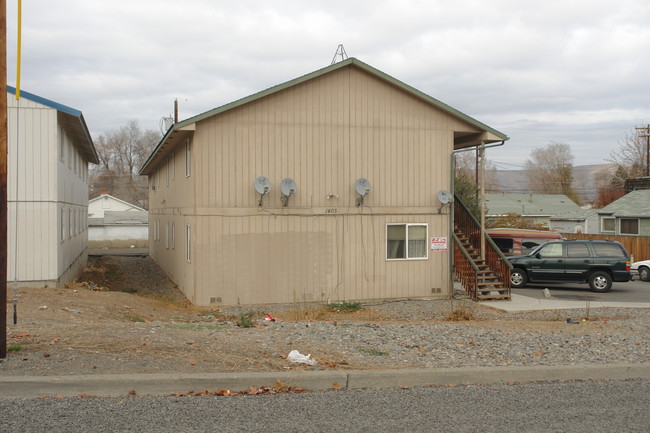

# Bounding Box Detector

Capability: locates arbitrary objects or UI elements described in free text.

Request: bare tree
[607,128,648,189]
[90,120,161,208]
[524,142,580,204]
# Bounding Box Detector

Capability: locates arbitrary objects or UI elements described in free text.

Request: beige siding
[148,65,483,305]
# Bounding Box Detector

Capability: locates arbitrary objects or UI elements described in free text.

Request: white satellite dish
[437,190,454,204]
[280,178,297,197]
[254,176,272,195]
[355,178,371,197]
[280,178,297,207]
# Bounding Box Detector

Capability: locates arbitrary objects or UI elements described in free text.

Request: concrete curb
[1,363,649,398]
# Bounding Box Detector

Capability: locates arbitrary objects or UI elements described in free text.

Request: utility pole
[636,125,650,177]
[1,0,9,359]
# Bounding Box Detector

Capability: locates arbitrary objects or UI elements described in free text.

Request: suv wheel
[510,269,528,288]
[589,271,612,292]
[639,266,650,282]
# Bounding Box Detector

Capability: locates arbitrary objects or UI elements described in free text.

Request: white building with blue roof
[6,86,99,287]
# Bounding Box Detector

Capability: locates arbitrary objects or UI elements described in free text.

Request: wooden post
[1,0,9,359]
[480,142,486,261]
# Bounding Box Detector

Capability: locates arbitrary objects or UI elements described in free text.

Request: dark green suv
[507,239,631,292]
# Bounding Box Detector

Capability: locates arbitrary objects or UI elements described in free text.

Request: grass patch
[7,344,23,353]
[326,301,362,313]
[236,311,258,328]
[126,315,146,323]
[165,324,227,331]
[358,347,389,356]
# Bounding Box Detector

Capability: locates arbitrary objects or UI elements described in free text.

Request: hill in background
[489,163,613,203]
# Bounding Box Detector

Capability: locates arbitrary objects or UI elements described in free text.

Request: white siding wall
[7,94,90,285]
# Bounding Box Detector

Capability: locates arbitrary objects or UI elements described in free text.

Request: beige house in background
[7,86,98,287]
[140,58,507,306]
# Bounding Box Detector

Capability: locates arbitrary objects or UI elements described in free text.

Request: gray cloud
[6,0,649,165]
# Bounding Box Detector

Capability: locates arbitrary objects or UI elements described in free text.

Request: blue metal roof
[6,85,99,164]
[7,85,83,118]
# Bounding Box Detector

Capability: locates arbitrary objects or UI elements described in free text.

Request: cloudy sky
[5,0,650,167]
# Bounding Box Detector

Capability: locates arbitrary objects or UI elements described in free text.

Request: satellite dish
[254,176,272,195]
[280,178,297,197]
[355,178,371,197]
[437,190,454,204]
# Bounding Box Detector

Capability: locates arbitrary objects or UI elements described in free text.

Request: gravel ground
[1,256,649,376]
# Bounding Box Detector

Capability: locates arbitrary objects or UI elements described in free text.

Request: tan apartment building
[140,58,507,306]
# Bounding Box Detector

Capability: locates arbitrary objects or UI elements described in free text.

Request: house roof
[7,85,99,164]
[88,194,146,211]
[140,58,509,175]
[597,189,650,218]
[89,210,148,226]
[486,193,587,219]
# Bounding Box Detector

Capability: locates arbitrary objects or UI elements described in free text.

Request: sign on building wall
[430,237,448,251]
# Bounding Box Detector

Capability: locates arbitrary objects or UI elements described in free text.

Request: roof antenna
[331,44,348,65]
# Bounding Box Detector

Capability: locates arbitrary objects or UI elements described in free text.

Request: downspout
[448,140,505,298]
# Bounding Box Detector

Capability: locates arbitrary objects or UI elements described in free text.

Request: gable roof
[7,85,99,164]
[88,194,146,211]
[140,58,509,175]
[597,189,650,218]
[486,193,586,218]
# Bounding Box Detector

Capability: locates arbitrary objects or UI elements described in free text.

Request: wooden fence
[564,233,650,261]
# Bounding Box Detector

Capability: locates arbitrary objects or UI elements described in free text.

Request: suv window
[538,243,562,257]
[592,243,625,257]
[567,243,590,257]
[521,239,544,254]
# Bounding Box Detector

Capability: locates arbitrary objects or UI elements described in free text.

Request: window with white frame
[620,218,639,235]
[59,128,65,162]
[185,139,191,177]
[386,223,428,260]
[171,222,175,249]
[171,152,175,180]
[185,224,191,262]
[60,208,65,241]
[601,217,615,232]
[165,221,169,249]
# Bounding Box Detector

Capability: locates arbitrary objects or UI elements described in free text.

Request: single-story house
[88,193,146,219]
[486,193,587,231]
[139,58,508,306]
[584,189,650,236]
[6,86,98,287]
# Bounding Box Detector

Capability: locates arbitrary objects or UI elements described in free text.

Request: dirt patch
[2,255,648,376]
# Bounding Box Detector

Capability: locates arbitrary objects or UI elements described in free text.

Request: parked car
[486,228,562,256]
[507,239,631,292]
[631,260,650,281]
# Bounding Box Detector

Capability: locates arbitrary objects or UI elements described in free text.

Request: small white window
[60,209,65,241]
[171,222,175,249]
[59,128,65,163]
[185,224,191,262]
[165,221,169,249]
[601,217,615,233]
[171,152,175,180]
[386,223,428,260]
[185,140,191,177]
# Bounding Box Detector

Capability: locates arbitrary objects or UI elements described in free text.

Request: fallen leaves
[167,380,307,397]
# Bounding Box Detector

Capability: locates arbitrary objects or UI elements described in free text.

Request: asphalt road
[513,278,650,303]
[1,379,648,432]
